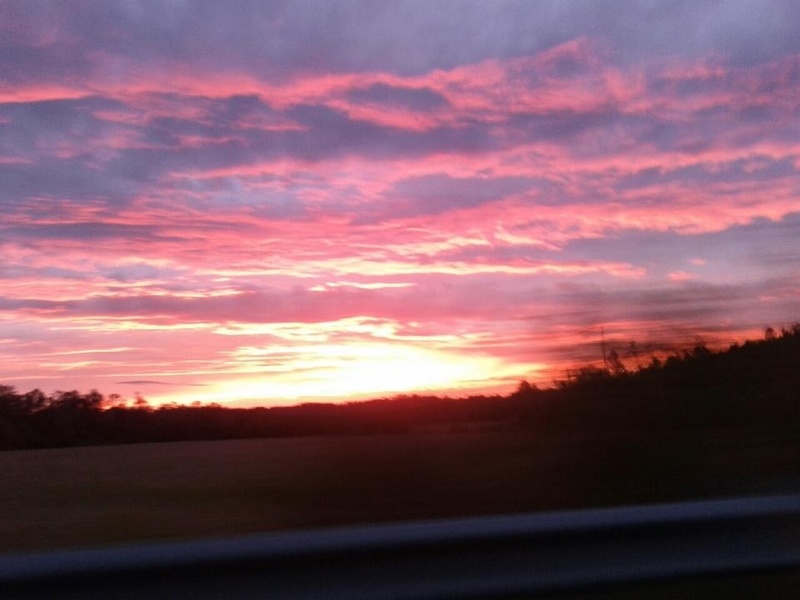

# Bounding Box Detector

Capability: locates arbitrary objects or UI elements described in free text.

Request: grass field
[1,429,799,554]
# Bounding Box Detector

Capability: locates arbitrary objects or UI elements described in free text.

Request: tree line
[1,324,799,450]
[513,323,800,433]
[0,386,517,450]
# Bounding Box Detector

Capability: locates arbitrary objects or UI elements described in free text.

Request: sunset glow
[1,2,799,405]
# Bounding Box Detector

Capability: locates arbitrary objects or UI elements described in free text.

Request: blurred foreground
[1,427,798,554]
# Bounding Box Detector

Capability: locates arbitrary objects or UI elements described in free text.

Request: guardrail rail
[1,494,799,599]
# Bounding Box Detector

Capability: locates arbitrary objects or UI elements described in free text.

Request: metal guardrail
[1,494,799,599]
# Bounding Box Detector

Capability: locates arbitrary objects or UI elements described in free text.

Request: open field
[2,429,799,554]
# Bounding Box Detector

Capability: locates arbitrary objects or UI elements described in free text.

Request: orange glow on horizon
[148,341,542,407]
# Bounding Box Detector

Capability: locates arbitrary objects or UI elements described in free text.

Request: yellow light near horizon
[167,342,501,406]
[307,345,479,396]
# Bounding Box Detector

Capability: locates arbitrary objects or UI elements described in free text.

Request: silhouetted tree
[607,349,626,376]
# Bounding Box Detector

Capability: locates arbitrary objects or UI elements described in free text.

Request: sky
[1,1,799,407]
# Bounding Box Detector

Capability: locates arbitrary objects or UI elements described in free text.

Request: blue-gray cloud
[4,1,799,85]
[354,174,540,223]
[348,83,449,110]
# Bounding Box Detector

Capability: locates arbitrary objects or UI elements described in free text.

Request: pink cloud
[668,270,698,282]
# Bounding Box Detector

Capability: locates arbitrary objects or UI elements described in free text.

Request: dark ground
[2,427,798,554]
